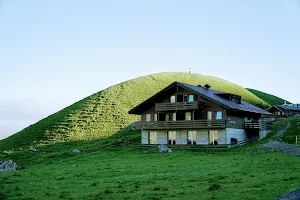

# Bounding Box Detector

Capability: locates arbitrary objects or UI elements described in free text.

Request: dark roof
[280,105,300,111]
[270,105,300,117]
[129,81,271,115]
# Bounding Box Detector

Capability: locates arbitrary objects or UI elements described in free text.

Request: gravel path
[277,120,291,137]
[262,141,300,156]
[262,119,300,156]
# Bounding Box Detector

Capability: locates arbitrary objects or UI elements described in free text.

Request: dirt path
[262,119,300,156]
[277,120,291,137]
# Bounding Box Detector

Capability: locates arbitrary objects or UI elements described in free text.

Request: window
[170,96,176,103]
[207,111,212,120]
[154,114,158,121]
[184,95,188,102]
[166,113,170,121]
[170,113,176,121]
[188,95,194,102]
[209,130,218,145]
[149,132,157,144]
[187,131,196,145]
[146,114,151,122]
[216,111,222,120]
[177,94,183,102]
[168,131,176,144]
[185,112,191,120]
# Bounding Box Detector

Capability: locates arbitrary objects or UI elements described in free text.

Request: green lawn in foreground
[1,133,300,200]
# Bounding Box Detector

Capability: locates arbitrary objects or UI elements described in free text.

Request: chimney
[204,84,211,90]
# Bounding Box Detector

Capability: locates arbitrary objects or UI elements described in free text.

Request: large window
[168,131,176,144]
[146,114,151,122]
[170,96,176,103]
[149,132,157,144]
[216,111,222,120]
[187,131,196,145]
[207,111,212,120]
[185,112,191,120]
[209,130,218,145]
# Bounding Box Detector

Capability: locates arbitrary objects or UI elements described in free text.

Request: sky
[0,0,300,140]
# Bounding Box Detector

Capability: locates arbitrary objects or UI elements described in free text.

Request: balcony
[244,122,267,129]
[155,101,199,112]
[137,120,226,130]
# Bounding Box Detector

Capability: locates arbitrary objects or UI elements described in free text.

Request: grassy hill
[0,72,269,151]
[247,88,291,106]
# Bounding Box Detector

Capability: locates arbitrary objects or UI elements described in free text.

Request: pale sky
[0,0,300,139]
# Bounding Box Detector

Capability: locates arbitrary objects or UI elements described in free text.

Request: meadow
[1,128,300,200]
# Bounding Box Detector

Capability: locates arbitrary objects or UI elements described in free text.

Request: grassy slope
[0,72,269,151]
[1,128,300,200]
[281,116,300,144]
[247,88,291,106]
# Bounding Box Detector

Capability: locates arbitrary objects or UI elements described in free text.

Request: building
[128,82,272,146]
[269,103,300,118]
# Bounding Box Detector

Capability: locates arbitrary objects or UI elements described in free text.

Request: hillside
[247,88,291,106]
[0,72,269,151]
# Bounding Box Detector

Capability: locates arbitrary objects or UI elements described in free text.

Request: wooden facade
[129,82,272,146]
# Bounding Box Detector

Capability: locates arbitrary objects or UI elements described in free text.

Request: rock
[0,160,20,172]
[158,144,172,153]
[73,149,81,153]
[275,188,300,200]
[29,148,37,152]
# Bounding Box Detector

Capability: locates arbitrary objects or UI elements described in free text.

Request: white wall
[225,128,247,144]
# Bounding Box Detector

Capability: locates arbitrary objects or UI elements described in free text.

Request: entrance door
[209,130,218,145]
[187,131,196,145]
[168,131,176,144]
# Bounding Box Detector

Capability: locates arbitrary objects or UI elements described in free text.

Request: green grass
[282,116,300,144]
[1,130,300,200]
[247,88,291,106]
[0,72,271,151]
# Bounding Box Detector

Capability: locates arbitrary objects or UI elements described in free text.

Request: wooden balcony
[137,120,226,130]
[155,101,199,111]
[244,122,267,129]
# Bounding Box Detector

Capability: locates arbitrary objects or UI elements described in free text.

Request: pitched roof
[270,105,300,117]
[129,81,271,115]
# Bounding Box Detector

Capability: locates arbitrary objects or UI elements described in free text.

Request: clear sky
[0,0,299,140]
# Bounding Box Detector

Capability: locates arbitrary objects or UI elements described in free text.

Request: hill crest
[0,72,270,151]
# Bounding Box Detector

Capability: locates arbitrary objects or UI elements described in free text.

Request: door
[209,130,218,145]
[168,131,176,144]
[187,131,196,145]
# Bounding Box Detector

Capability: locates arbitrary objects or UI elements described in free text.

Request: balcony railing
[244,122,267,129]
[137,120,226,130]
[155,101,199,111]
